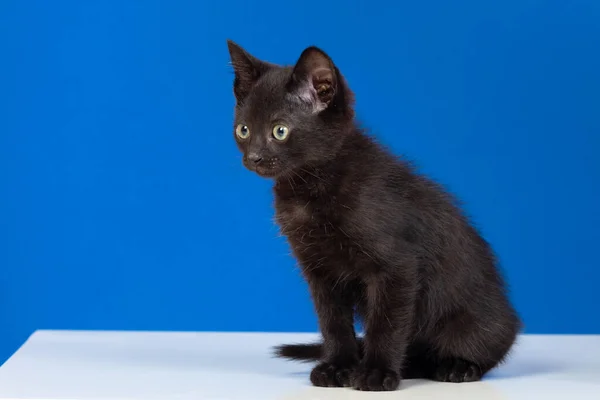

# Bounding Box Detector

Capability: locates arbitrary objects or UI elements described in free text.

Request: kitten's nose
[247,152,263,164]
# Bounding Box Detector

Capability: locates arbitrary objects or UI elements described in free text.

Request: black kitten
[226,40,521,392]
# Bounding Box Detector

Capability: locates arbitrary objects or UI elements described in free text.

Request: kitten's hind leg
[401,346,483,383]
[425,310,519,383]
[430,357,483,383]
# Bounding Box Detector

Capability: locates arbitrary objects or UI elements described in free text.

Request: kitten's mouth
[243,157,282,178]
[254,165,279,178]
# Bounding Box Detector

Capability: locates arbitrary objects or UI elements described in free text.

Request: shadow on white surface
[279,380,509,400]
[485,360,564,380]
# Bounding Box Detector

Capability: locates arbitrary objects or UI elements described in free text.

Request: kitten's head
[227,40,354,178]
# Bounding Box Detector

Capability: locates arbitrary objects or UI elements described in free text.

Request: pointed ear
[287,47,337,112]
[227,40,270,102]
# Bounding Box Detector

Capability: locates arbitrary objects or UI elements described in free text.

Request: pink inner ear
[312,67,333,85]
[292,80,328,114]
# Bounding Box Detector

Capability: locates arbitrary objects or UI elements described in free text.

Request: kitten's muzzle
[243,152,279,177]
[243,151,263,172]
[246,152,263,165]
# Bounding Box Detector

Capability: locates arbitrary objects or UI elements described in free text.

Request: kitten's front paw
[310,362,355,387]
[351,365,400,391]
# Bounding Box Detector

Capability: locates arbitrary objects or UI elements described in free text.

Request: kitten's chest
[274,193,361,274]
[274,195,333,238]
[273,173,344,231]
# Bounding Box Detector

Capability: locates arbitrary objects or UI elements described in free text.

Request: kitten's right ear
[227,40,270,102]
[287,46,338,113]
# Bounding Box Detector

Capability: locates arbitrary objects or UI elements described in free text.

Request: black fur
[227,40,521,391]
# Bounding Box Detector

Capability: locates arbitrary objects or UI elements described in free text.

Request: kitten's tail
[273,342,323,361]
[273,338,364,362]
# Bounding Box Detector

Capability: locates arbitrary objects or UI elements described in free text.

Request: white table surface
[0,331,598,400]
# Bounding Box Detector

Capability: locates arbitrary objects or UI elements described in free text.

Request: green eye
[272,125,290,141]
[235,124,250,139]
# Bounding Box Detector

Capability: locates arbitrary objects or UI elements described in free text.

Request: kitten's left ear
[287,47,337,112]
[227,40,271,102]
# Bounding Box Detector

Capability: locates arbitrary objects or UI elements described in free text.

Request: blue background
[1,0,599,364]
